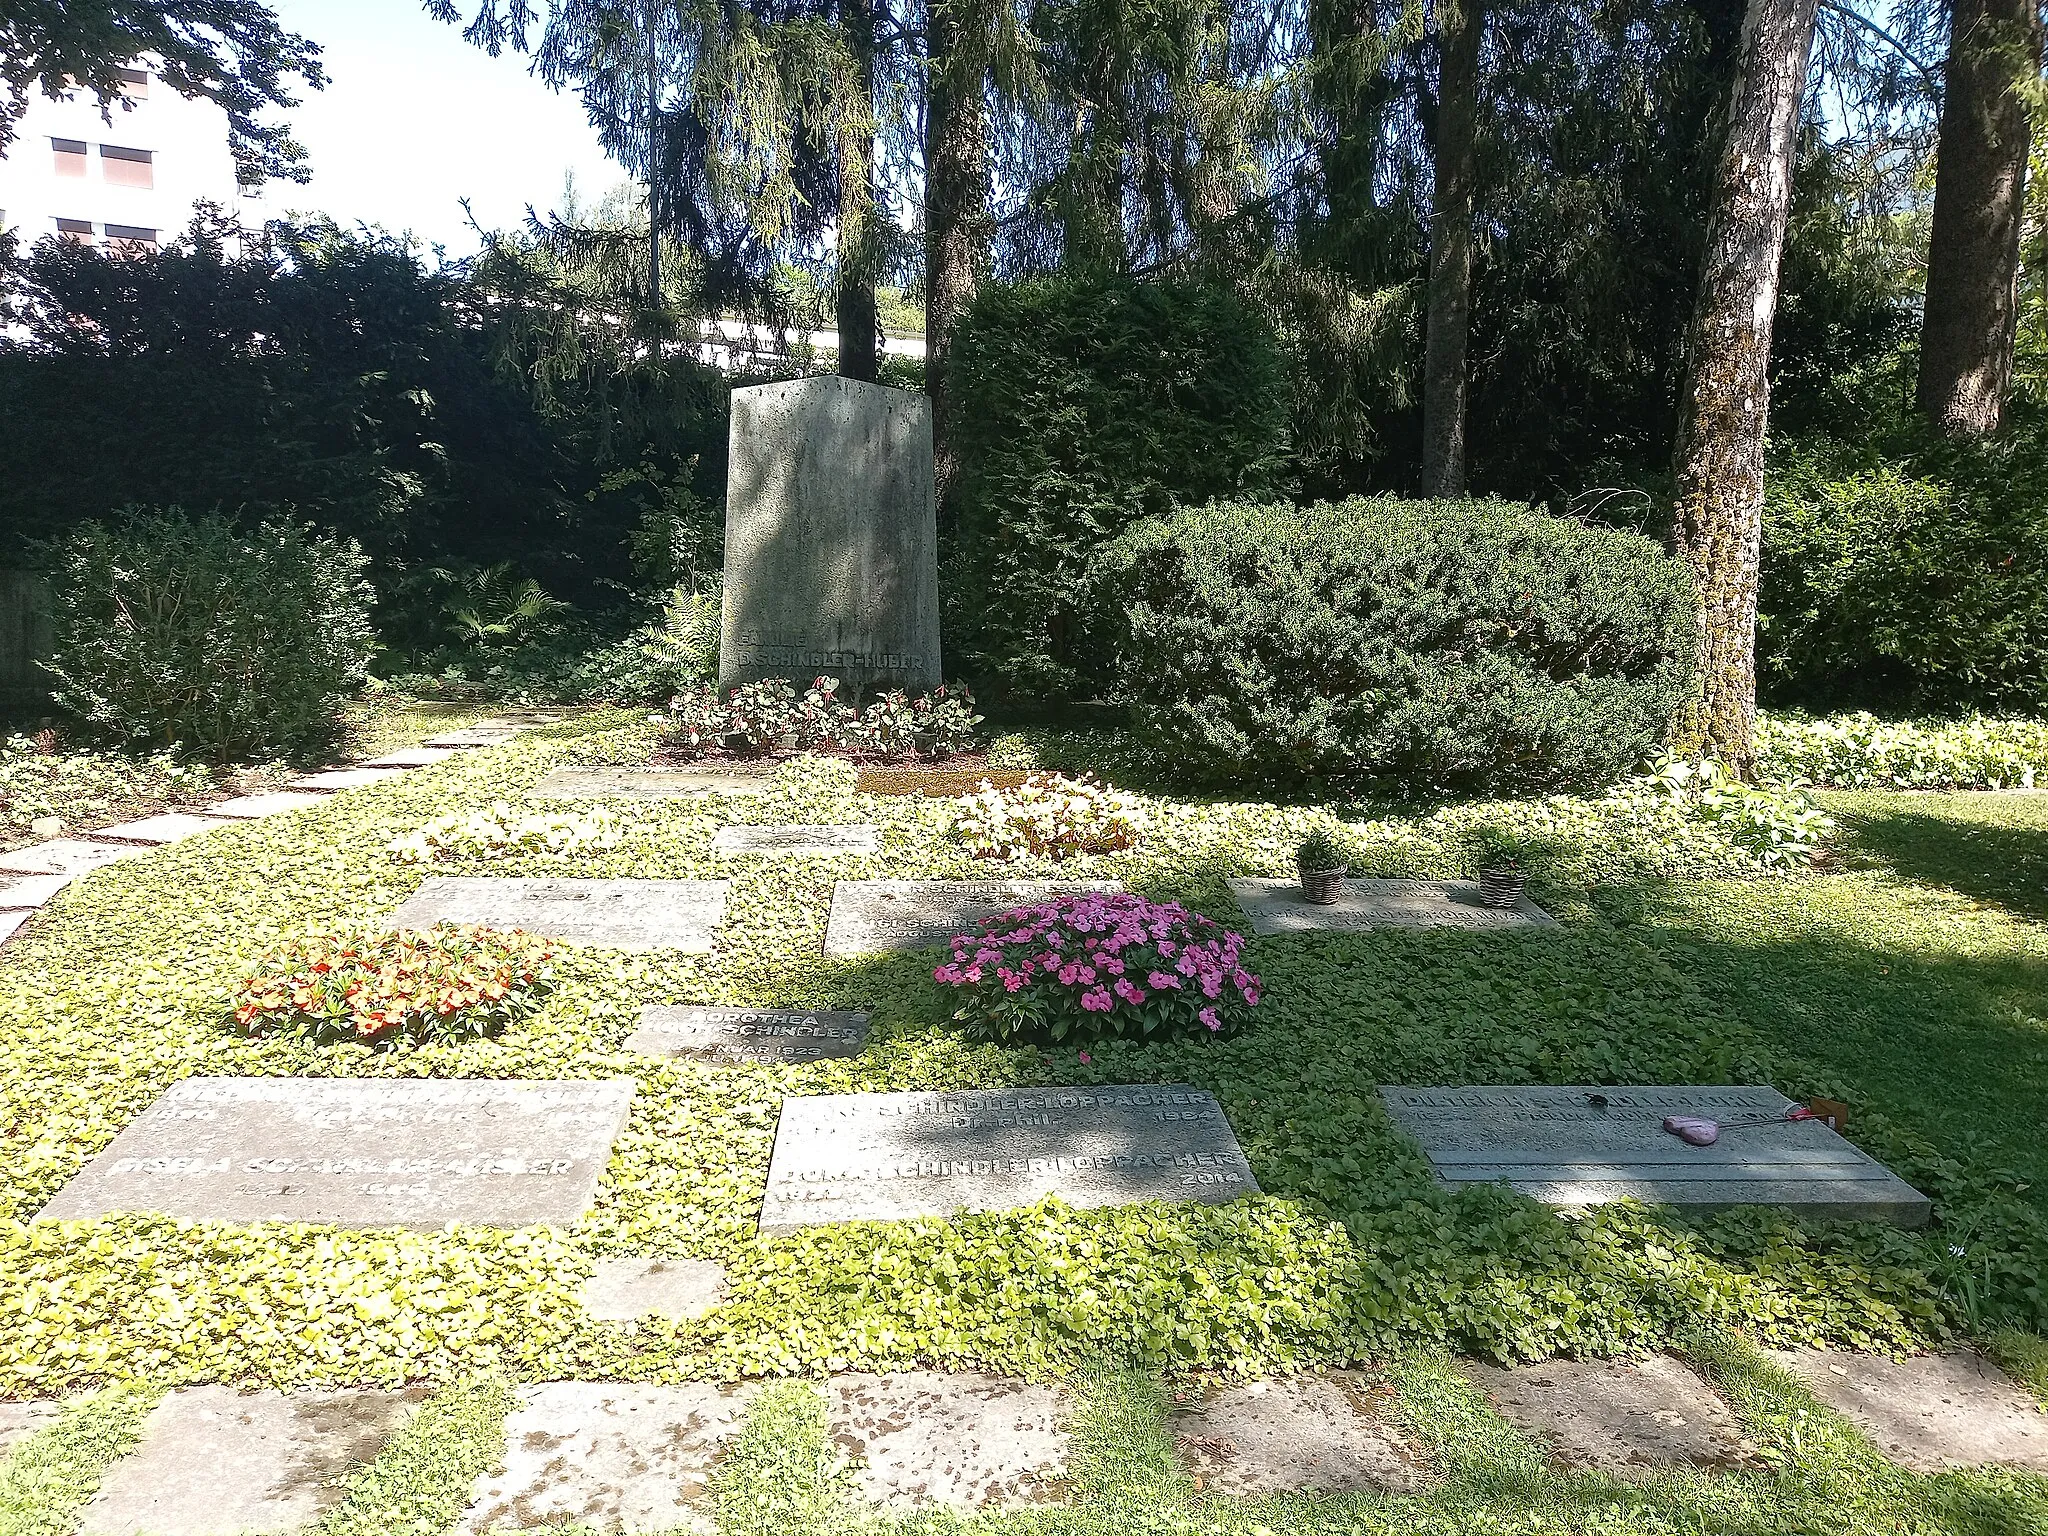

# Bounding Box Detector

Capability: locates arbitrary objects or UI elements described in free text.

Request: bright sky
[269,0,635,255]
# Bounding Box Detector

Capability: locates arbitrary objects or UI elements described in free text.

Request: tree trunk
[1421,0,1482,499]
[1916,0,2041,435]
[837,0,880,382]
[926,0,989,530]
[1669,0,1820,770]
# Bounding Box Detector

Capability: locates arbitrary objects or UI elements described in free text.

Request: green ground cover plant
[0,714,2043,1405]
[1756,710,2048,788]
[0,737,218,851]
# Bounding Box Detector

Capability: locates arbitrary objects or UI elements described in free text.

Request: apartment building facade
[0,66,248,252]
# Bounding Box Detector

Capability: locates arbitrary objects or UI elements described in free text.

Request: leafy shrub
[935,893,1261,1043]
[1762,443,2048,712]
[1755,710,2048,789]
[950,773,1145,860]
[1296,825,1346,872]
[230,927,556,1045]
[945,274,1294,698]
[1096,497,1696,793]
[560,580,723,706]
[387,804,620,864]
[42,509,375,761]
[1616,757,1835,871]
[662,678,981,760]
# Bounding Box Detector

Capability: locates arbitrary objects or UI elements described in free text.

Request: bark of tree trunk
[1669,0,1820,770]
[1421,0,1482,499]
[925,0,989,533]
[837,0,880,383]
[1916,0,2041,435]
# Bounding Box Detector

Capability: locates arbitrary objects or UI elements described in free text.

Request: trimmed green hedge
[944,275,1293,700]
[1096,497,1696,792]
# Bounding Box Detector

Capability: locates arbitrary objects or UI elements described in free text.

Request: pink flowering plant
[933,892,1261,1043]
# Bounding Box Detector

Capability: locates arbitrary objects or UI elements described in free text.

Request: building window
[101,145,154,190]
[103,223,158,253]
[55,218,94,244]
[117,68,149,99]
[52,138,88,177]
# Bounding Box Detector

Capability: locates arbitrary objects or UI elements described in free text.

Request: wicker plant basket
[1298,862,1346,905]
[1477,865,1527,910]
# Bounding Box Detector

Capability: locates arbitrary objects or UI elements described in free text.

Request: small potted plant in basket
[1464,824,1543,910]
[1296,825,1348,905]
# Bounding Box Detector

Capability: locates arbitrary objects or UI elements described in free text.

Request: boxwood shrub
[1095,497,1696,793]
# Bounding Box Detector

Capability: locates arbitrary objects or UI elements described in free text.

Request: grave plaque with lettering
[760,1085,1257,1231]
[823,880,1121,956]
[1228,877,1556,934]
[712,824,879,857]
[627,1005,870,1064]
[532,766,775,800]
[1380,1085,1931,1225]
[36,1077,635,1228]
[721,376,941,698]
[387,877,730,952]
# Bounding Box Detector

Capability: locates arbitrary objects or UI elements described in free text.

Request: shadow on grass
[1828,798,2048,925]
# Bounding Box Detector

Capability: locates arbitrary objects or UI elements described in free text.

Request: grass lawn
[1,718,2045,1531]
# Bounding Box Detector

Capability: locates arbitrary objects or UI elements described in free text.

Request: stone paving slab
[38,1077,636,1229]
[91,812,231,845]
[1168,1374,1424,1494]
[712,823,880,857]
[761,1086,1257,1231]
[1381,1085,1932,1225]
[0,839,144,876]
[582,1257,727,1321]
[1769,1348,2048,1471]
[389,877,731,953]
[1462,1356,1751,1474]
[461,1382,758,1533]
[361,746,463,768]
[627,1004,870,1064]
[0,910,29,944]
[0,1399,62,1455]
[0,872,70,909]
[823,879,1122,956]
[81,1385,425,1536]
[424,728,522,748]
[204,791,333,819]
[828,1371,1068,1511]
[1228,876,1556,933]
[532,765,775,799]
[289,766,411,791]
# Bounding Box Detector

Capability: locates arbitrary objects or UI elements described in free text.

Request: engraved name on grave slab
[760,1085,1257,1231]
[712,824,880,857]
[823,879,1122,956]
[532,766,775,800]
[627,1005,871,1064]
[1381,1084,1931,1225]
[1228,877,1556,934]
[37,1077,635,1228]
[387,877,730,952]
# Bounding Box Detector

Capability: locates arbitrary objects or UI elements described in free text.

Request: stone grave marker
[1168,1375,1424,1494]
[0,839,143,877]
[582,1257,727,1322]
[823,879,1121,956]
[38,1077,635,1229]
[627,1004,870,1064]
[1463,1357,1751,1474]
[461,1382,759,1534]
[828,1373,1069,1511]
[1768,1348,2048,1471]
[1228,876,1555,934]
[0,872,71,909]
[760,1085,1256,1231]
[204,791,330,820]
[712,823,879,857]
[532,764,774,799]
[1381,1085,1931,1225]
[388,876,730,952]
[82,1386,426,1536]
[722,375,942,698]
[288,766,408,792]
[93,812,230,845]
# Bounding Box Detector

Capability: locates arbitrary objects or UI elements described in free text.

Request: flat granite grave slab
[1381,1085,1932,1225]
[823,879,1121,956]
[0,839,144,876]
[289,766,409,791]
[360,745,462,768]
[1463,1356,1751,1474]
[1228,877,1555,933]
[461,1382,759,1534]
[388,877,730,952]
[0,872,71,909]
[627,1004,870,1064]
[82,1385,426,1536]
[1768,1348,2048,1471]
[712,822,880,856]
[582,1257,727,1322]
[92,812,230,844]
[203,790,331,819]
[1169,1374,1424,1494]
[532,764,775,799]
[828,1372,1068,1511]
[38,1077,635,1229]
[761,1085,1255,1231]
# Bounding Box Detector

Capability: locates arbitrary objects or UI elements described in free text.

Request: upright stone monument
[721,376,942,697]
